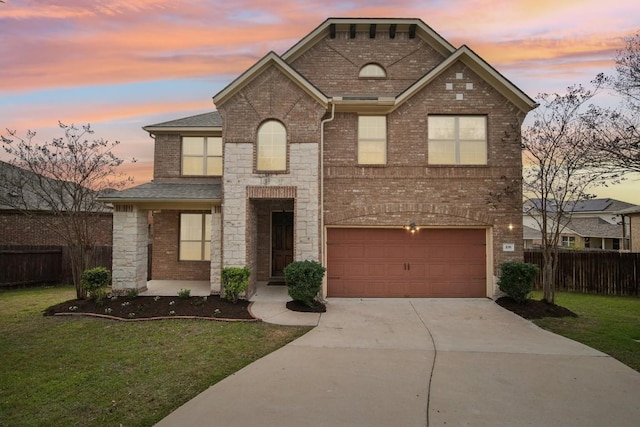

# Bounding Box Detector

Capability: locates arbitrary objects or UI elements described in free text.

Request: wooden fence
[0,245,112,288]
[524,249,640,296]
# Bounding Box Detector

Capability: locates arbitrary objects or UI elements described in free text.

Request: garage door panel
[327,228,487,298]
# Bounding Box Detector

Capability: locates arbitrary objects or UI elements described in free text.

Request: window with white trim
[428,116,487,165]
[359,63,386,78]
[179,213,211,261]
[561,235,576,248]
[358,116,387,165]
[182,136,222,175]
[257,120,287,171]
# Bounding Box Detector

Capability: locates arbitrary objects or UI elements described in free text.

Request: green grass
[0,286,312,427]
[531,291,640,372]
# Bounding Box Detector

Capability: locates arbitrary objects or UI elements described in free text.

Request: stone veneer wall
[112,206,148,293]
[222,143,320,291]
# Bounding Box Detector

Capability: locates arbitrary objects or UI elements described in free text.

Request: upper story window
[359,63,386,78]
[182,136,222,176]
[428,116,487,165]
[358,116,387,165]
[257,120,287,171]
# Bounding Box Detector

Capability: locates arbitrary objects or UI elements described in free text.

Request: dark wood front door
[272,212,293,277]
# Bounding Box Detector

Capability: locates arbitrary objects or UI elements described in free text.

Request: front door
[272,212,293,277]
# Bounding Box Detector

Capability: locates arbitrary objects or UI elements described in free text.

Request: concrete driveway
[156,299,640,426]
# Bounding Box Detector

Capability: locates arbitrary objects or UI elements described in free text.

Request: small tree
[0,122,132,299]
[522,85,622,304]
[588,32,640,173]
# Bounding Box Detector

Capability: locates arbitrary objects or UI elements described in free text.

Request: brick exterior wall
[152,210,211,281]
[0,211,112,246]
[291,31,446,97]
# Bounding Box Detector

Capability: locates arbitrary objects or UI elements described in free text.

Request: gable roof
[0,160,108,213]
[563,217,623,239]
[396,45,537,113]
[143,111,222,133]
[282,18,456,62]
[213,52,329,107]
[213,18,536,114]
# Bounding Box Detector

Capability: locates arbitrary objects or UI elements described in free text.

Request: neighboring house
[0,160,112,246]
[523,198,637,251]
[619,206,640,252]
[101,18,537,298]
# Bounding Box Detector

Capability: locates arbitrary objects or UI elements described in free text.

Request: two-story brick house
[102,18,537,298]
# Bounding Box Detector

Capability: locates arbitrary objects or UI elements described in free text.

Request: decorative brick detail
[247,186,297,199]
[325,203,492,225]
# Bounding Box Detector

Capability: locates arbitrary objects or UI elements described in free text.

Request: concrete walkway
[156,299,640,426]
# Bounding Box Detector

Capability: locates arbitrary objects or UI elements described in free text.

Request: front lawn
[0,286,311,427]
[531,291,640,372]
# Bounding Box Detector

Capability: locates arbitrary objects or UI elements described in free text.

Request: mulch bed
[496,297,578,320]
[43,295,256,321]
[286,300,327,313]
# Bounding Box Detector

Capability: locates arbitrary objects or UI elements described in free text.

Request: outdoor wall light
[404,221,420,234]
[508,223,514,232]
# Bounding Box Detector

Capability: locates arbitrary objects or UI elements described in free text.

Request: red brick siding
[217,66,326,144]
[290,31,446,97]
[0,212,112,246]
[152,210,210,280]
[322,62,525,267]
[152,133,223,184]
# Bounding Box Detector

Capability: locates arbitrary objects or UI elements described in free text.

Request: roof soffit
[212,52,328,108]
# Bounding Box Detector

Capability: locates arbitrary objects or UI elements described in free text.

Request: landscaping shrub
[222,267,250,303]
[284,260,326,307]
[498,262,539,304]
[177,288,191,299]
[81,267,111,302]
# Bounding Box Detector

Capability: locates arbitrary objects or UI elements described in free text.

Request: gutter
[319,101,335,298]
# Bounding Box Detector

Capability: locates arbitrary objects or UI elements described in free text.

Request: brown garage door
[327,228,486,298]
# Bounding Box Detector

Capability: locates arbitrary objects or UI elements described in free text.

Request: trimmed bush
[284,260,326,307]
[498,262,539,304]
[81,267,111,302]
[222,267,250,303]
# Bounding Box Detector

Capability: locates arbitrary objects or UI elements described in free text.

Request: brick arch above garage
[324,202,492,226]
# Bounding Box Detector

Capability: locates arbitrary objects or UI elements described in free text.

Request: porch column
[112,204,148,293]
[210,207,222,294]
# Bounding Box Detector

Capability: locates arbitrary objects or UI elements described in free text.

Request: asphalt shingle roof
[99,181,221,202]
[145,111,222,128]
[564,217,623,239]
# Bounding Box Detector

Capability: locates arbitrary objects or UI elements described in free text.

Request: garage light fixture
[404,221,420,234]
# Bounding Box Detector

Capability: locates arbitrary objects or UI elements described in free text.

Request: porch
[140,279,290,302]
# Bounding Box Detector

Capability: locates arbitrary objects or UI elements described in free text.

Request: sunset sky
[1,0,639,203]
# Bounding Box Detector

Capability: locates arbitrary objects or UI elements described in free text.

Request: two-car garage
[326,228,487,298]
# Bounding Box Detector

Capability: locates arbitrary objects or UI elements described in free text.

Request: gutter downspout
[320,101,335,298]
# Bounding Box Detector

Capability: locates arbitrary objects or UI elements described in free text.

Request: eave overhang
[282,18,456,63]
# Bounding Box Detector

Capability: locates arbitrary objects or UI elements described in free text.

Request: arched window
[359,63,386,78]
[257,120,287,171]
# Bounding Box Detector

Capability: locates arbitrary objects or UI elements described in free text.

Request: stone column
[112,205,148,294]
[210,207,222,294]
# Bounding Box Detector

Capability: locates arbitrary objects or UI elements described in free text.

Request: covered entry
[326,228,487,297]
